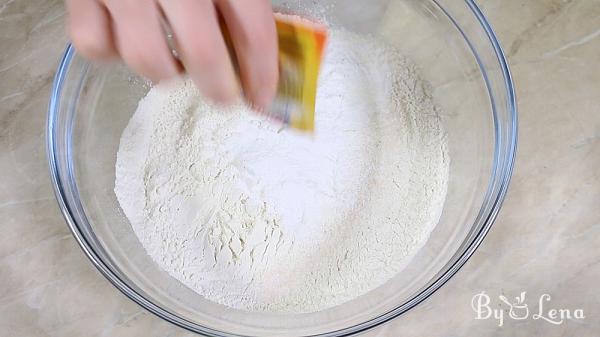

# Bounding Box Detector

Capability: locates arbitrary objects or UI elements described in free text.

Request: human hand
[66,0,279,110]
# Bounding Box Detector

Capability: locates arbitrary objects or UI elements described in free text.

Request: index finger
[216,0,279,111]
[158,0,240,105]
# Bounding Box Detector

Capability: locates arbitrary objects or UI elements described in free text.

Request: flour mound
[115,30,449,313]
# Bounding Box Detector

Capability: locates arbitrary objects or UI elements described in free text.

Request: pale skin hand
[66,0,279,110]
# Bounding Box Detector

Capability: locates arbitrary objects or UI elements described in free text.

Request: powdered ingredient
[114,29,449,313]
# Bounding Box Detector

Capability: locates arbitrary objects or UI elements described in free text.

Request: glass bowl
[47,0,517,335]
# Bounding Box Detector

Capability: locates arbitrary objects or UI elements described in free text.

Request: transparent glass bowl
[47,0,517,335]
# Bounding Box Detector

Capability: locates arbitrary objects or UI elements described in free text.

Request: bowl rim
[46,0,517,335]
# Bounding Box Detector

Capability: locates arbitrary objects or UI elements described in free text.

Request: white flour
[115,29,449,313]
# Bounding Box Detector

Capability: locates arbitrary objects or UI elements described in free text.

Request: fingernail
[251,88,277,112]
[199,71,241,106]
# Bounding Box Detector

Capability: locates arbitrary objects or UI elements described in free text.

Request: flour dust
[114,29,449,313]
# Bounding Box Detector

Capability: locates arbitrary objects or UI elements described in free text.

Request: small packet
[269,13,328,132]
[222,13,328,132]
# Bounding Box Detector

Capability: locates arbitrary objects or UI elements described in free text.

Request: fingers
[66,0,117,60]
[216,0,278,110]
[158,0,240,105]
[68,0,276,108]
[103,0,179,82]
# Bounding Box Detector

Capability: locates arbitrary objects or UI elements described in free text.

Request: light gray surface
[1,0,598,336]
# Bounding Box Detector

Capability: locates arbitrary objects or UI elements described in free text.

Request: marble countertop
[1,0,598,336]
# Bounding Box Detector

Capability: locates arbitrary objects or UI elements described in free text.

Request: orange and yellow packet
[270,13,328,132]
[223,13,328,132]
